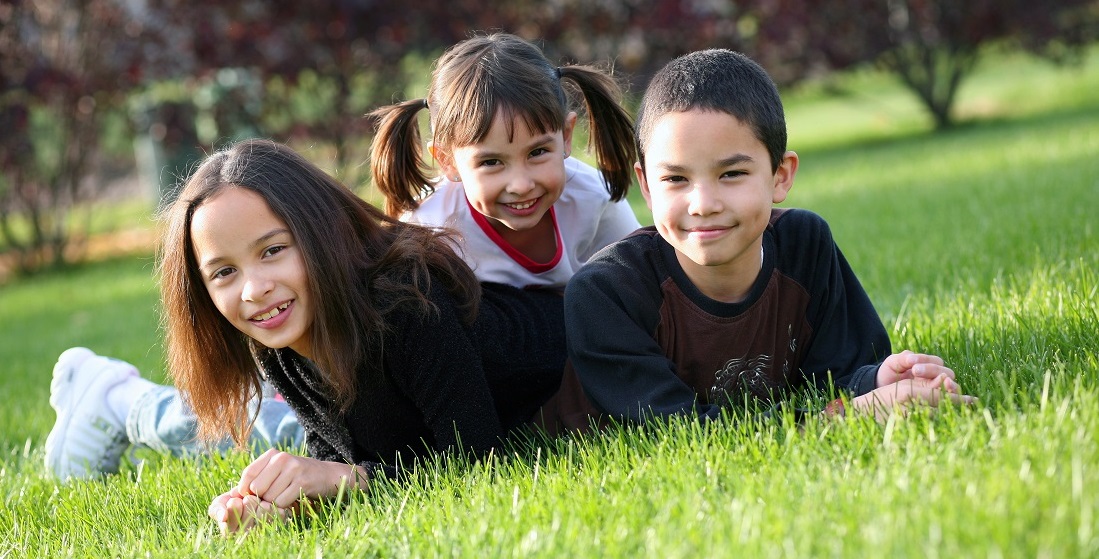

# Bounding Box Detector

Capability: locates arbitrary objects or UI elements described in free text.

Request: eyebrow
[655,153,755,173]
[198,228,291,271]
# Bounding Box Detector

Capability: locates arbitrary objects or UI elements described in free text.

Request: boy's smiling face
[636,109,797,302]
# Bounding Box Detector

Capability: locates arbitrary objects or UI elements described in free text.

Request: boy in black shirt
[563,49,975,423]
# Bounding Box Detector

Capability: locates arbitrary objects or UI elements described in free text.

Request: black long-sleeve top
[563,208,890,422]
[260,280,566,478]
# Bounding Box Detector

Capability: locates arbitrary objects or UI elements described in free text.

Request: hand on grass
[875,350,956,388]
[235,448,369,510]
[853,371,977,422]
[208,487,290,534]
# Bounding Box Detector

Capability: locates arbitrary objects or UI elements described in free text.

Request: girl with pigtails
[369,32,641,290]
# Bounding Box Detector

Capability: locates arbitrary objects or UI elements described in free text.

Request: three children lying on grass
[44,37,975,533]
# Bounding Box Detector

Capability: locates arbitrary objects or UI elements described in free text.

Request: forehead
[455,109,555,151]
[192,186,273,224]
[190,187,285,255]
[643,109,764,164]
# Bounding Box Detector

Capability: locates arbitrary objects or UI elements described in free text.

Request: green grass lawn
[2,49,1098,557]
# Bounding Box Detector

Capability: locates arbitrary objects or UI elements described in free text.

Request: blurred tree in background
[158,1,453,186]
[0,0,171,272]
[764,0,1099,129]
[1,0,1097,276]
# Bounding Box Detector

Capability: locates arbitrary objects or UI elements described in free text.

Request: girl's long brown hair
[158,139,480,445]
[370,32,637,217]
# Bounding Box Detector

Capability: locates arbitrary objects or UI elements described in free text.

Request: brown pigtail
[369,98,433,217]
[558,66,637,202]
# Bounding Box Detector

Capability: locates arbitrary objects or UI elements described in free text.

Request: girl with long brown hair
[160,138,566,531]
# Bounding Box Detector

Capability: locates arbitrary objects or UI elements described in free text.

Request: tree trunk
[883,41,978,130]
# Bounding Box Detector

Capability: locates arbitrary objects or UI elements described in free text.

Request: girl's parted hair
[158,138,480,445]
[370,32,636,217]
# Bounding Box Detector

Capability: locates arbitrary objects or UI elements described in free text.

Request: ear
[771,150,798,204]
[635,161,653,211]
[429,141,459,180]
[561,111,579,158]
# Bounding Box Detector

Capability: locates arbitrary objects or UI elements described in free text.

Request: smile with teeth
[505,198,538,210]
[252,301,290,321]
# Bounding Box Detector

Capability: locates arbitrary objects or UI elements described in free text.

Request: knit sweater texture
[260,280,566,478]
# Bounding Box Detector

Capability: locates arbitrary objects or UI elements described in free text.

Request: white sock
[106,375,159,426]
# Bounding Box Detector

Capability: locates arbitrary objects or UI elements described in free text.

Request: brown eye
[263,245,286,258]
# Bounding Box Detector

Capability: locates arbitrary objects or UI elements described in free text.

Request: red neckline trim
[467,197,562,274]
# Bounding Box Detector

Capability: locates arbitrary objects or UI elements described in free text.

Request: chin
[691,253,734,267]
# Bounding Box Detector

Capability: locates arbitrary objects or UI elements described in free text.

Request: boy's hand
[853,373,976,422]
[208,487,289,534]
[875,350,956,388]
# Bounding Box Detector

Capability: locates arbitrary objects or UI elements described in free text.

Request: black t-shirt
[564,208,890,422]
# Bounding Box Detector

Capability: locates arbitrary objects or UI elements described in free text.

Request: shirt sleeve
[306,430,399,480]
[791,214,890,396]
[564,239,723,422]
[383,280,506,454]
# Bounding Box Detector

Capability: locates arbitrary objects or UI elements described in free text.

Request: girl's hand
[208,487,289,534]
[875,350,956,388]
[853,373,977,422]
[235,449,369,509]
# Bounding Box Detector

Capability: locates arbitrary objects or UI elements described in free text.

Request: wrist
[874,364,888,388]
[349,465,370,491]
[328,462,370,494]
[851,391,870,409]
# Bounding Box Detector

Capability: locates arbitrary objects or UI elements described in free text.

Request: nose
[504,168,536,197]
[686,182,722,216]
[241,270,274,302]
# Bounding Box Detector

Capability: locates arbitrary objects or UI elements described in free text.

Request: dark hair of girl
[370,32,636,217]
[159,138,481,444]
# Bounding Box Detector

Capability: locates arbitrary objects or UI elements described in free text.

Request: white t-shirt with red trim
[403,156,641,288]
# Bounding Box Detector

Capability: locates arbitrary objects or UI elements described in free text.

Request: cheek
[750,188,775,211]
[462,179,499,208]
[290,258,310,295]
[543,165,567,194]
[648,192,677,218]
[205,286,237,321]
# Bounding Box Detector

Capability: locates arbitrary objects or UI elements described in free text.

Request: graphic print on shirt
[781,323,798,378]
[709,353,774,406]
[707,325,798,407]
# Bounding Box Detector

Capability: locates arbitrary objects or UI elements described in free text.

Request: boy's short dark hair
[636,49,787,172]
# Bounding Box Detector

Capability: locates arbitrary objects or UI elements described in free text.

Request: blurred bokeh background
[2,0,1096,280]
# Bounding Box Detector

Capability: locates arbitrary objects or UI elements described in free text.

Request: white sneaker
[44,347,138,481]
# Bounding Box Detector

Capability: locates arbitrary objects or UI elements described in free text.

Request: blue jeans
[124,384,304,456]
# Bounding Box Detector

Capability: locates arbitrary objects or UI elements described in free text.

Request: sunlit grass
[790,103,1099,315]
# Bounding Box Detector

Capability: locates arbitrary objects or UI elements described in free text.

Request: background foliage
[2,0,1098,275]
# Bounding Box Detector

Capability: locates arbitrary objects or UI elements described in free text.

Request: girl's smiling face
[190,187,314,358]
[436,110,576,238]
